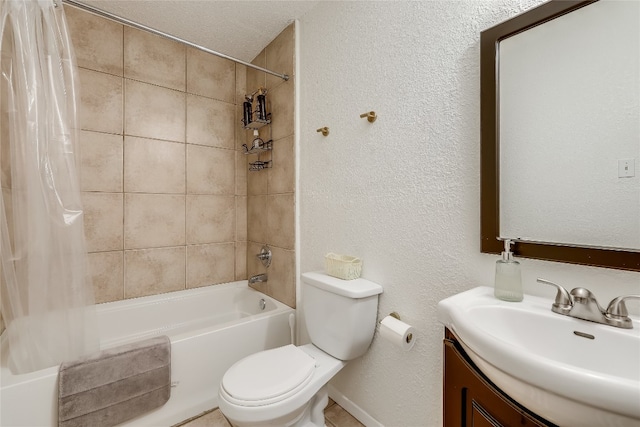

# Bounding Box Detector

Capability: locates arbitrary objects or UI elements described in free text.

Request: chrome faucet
[537,278,639,329]
[249,273,268,284]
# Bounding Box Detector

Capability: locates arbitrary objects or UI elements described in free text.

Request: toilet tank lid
[302,272,383,298]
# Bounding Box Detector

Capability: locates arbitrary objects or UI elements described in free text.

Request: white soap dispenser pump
[494,239,523,302]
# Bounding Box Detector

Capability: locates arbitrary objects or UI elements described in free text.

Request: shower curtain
[0,0,98,374]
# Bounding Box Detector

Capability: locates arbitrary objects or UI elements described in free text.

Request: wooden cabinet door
[443,331,554,427]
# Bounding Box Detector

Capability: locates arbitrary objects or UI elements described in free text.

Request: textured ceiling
[76,1,319,63]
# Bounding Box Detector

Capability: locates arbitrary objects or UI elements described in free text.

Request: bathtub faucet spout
[249,274,268,284]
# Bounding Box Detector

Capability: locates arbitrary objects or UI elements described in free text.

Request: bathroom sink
[437,287,640,426]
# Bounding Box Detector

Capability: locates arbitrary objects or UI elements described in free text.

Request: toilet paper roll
[379,315,415,351]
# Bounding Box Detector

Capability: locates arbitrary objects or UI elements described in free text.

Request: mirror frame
[480,0,640,272]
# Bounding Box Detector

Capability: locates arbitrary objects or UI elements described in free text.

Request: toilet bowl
[219,272,383,427]
[218,344,345,427]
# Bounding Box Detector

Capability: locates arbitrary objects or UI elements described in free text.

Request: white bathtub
[0,281,295,426]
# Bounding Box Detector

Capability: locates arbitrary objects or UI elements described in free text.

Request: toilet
[218,271,383,427]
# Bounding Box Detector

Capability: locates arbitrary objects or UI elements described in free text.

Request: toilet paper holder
[387,311,401,321]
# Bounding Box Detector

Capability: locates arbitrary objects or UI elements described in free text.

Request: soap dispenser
[494,239,523,302]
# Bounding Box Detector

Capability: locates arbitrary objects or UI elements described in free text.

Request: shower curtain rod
[61,0,290,81]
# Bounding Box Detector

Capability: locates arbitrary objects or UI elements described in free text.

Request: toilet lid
[221,345,316,405]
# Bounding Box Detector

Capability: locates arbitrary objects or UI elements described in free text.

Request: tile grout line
[121,22,126,301]
[184,43,188,292]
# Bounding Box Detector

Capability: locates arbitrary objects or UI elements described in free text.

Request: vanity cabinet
[443,329,556,427]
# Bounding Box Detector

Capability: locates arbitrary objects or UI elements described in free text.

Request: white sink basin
[437,287,640,426]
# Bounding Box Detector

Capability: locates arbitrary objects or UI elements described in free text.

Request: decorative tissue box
[324,253,362,280]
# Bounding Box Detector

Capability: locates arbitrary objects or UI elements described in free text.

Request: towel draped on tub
[58,335,171,427]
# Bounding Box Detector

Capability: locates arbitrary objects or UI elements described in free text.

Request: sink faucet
[537,278,639,329]
[249,273,267,284]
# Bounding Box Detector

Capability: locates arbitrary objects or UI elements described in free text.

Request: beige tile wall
[65,5,248,303]
[0,7,296,316]
[0,0,8,333]
[245,24,297,308]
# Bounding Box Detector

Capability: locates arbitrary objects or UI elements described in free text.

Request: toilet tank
[301,272,383,361]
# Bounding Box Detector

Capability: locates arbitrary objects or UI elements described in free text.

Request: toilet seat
[221,345,316,407]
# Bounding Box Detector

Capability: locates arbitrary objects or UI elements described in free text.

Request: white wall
[298,2,640,426]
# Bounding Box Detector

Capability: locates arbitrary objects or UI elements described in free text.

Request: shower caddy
[242,87,272,171]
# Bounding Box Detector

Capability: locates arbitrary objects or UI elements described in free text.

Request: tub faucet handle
[537,278,572,314]
[256,245,271,267]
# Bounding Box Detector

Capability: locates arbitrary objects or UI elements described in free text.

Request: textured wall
[298,2,640,426]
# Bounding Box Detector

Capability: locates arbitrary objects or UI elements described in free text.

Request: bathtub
[0,281,295,426]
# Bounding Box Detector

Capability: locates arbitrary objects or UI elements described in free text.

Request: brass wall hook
[316,127,329,136]
[360,111,377,123]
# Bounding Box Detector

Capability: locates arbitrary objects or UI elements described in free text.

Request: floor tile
[325,402,365,427]
[175,401,363,427]
[174,409,230,427]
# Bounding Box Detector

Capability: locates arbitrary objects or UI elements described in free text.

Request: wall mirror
[480,0,640,271]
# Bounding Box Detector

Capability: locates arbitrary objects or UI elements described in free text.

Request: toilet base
[297,385,329,427]
[223,385,329,427]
